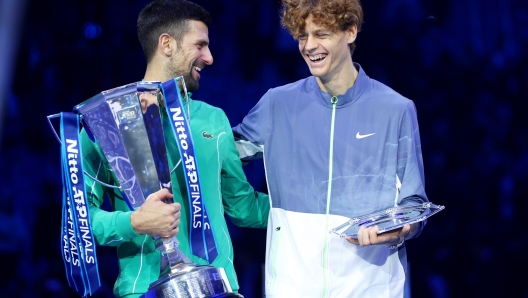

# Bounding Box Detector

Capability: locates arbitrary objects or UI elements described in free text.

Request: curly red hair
[281,0,363,53]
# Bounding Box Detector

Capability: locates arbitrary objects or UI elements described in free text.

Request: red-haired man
[234,0,428,297]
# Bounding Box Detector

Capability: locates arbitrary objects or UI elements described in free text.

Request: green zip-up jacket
[81,95,269,297]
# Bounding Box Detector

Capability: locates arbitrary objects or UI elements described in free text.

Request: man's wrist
[405,222,421,240]
[129,210,143,235]
[118,211,141,239]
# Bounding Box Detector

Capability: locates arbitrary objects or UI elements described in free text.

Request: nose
[305,34,318,52]
[202,47,213,65]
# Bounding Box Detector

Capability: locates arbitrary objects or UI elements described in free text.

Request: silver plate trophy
[73,79,242,298]
[330,202,445,238]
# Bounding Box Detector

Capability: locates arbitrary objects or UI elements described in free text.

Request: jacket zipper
[322,96,338,298]
[264,147,281,292]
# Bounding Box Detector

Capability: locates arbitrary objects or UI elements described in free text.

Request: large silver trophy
[74,79,242,298]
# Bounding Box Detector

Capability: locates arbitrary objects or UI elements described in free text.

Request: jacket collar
[311,63,368,108]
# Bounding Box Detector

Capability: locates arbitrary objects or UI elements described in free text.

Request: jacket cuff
[116,211,140,240]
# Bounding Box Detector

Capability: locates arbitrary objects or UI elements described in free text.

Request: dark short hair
[281,0,363,54]
[137,0,211,63]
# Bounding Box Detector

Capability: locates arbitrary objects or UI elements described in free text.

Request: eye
[196,41,208,50]
[298,34,307,40]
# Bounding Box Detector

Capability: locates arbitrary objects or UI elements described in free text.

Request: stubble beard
[181,70,199,92]
[166,55,200,93]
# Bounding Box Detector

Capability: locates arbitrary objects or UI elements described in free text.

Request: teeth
[194,66,202,72]
[309,54,326,61]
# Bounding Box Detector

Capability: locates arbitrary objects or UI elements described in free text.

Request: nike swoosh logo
[356,132,375,139]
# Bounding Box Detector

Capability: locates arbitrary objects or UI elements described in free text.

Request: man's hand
[345,223,418,247]
[130,188,180,238]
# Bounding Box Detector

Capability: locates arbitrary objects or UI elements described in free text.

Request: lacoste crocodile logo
[202,131,213,139]
[356,132,375,139]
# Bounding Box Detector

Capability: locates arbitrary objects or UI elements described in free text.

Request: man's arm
[346,100,428,247]
[394,101,428,238]
[232,89,272,150]
[232,132,263,165]
[221,112,270,228]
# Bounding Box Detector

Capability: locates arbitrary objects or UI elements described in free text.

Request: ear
[158,33,174,57]
[346,25,357,44]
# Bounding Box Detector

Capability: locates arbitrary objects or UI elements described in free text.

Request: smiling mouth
[191,65,202,80]
[308,54,327,62]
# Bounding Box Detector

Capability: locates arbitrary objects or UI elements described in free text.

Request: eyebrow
[299,29,331,36]
[196,39,209,46]
[313,29,331,34]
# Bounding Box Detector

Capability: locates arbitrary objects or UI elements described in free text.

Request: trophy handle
[170,159,181,174]
[48,113,121,189]
[174,76,191,123]
[83,170,122,189]
[47,113,62,144]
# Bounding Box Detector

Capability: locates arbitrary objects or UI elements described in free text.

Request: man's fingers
[173,202,181,213]
[359,226,371,246]
[170,218,180,230]
[368,226,380,244]
[168,226,179,237]
[162,220,179,238]
[167,204,181,217]
[345,236,359,245]
[357,226,364,245]
[350,225,411,247]
[147,188,174,202]
[159,203,180,216]
[376,226,407,245]
[157,188,173,200]
[358,226,389,246]
[145,192,160,202]
[146,189,166,202]
[401,224,411,237]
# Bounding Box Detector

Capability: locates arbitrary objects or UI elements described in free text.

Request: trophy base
[142,265,243,298]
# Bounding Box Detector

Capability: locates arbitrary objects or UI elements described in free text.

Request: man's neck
[143,61,168,82]
[315,60,358,97]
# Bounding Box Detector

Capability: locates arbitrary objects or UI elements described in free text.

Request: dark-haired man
[233,0,428,297]
[82,1,269,297]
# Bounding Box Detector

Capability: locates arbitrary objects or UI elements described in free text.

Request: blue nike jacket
[233,64,428,298]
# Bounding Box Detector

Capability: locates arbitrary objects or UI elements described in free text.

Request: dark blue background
[2,0,527,297]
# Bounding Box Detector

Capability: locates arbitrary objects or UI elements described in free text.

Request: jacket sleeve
[80,129,140,247]
[232,89,272,158]
[396,101,429,237]
[220,112,270,228]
